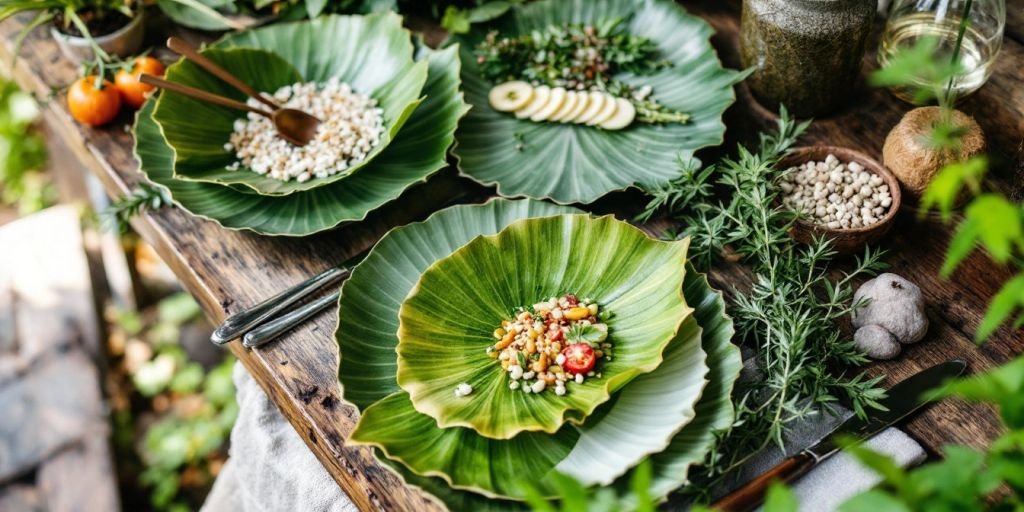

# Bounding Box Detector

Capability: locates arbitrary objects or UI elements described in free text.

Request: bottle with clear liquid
[878,0,1005,102]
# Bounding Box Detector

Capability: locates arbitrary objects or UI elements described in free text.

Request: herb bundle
[638,108,888,494]
[474,18,689,123]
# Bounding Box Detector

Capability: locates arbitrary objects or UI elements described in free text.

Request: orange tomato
[67,76,122,127]
[114,56,166,109]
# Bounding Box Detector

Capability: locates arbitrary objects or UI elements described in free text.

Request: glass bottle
[740,0,876,117]
[878,0,1006,102]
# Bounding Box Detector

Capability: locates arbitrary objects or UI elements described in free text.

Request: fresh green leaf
[440,5,471,33]
[941,218,980,277]
[966,195,1023,263]
[157,0,242,31]
[870,36,963,106]
[977,275,1024,342]
[762,482,798,512]
[158,292,202,325]
[169,363,205,393]
[920,156,988,221]
[566,323,606,344]
[838,489,913,512]
[305,0,327,18]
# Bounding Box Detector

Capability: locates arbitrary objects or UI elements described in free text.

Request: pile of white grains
[780,154,893,230]
[225,77,384,183]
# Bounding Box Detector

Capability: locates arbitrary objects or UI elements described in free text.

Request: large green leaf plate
[395,214,692,439]
[133,29,468,236]
[450,0,745,205]
[337,200,717,500]
[370,267,740,511]
[154,13,430,196]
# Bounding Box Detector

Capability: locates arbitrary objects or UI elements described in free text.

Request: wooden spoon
[160,37,321,146]
[140,74,319,147]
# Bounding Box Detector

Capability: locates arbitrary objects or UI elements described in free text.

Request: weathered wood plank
[0,3,1021,509]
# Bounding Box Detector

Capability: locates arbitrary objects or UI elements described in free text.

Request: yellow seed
[525,337,536,354]
[502,320,510,328]
[528,328,540,340]
[487,350,499,359]
[550,365,563,374]
[495,331,516,350]
[493,328,505,340]
[501,359,510,369]
[532,353,549,372]
[565,307,590,320]
[551,343,561,352]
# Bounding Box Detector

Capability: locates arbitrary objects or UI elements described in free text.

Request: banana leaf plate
[449,0,747,205]
[133,15,468,236]
[335,199,741,508]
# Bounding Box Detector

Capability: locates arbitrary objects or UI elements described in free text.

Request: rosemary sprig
[638,107,888,497]
[101,182,172,233]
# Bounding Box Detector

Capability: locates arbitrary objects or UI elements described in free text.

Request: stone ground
[0,206,119,512]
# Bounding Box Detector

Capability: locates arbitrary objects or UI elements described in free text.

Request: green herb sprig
[639,107,888,495]
[101,181,171,233]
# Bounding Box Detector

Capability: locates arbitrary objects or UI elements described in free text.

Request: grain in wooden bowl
[777,146,902,255]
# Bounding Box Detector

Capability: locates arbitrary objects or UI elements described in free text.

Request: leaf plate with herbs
[336,199,740,506]
[449,0,744,205]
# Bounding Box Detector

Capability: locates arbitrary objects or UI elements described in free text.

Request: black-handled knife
[712,359,967,512]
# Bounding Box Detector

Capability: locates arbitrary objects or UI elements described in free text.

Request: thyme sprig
[638,107,888,496]
[474,18,690,124]
[101,182,172,233]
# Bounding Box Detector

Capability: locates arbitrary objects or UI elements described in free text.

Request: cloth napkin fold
[201,362,356,512]
[738,413,926,511]
[204,361,926,512]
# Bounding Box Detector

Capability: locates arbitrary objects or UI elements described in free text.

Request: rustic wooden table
[2,1,1022,510]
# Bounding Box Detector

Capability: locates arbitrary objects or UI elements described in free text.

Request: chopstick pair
[210,253,365,348]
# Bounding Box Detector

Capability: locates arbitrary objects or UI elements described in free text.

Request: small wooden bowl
[777,146,902,255]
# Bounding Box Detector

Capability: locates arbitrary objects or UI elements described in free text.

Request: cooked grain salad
[225,77,384,183]
[481,294,611,397]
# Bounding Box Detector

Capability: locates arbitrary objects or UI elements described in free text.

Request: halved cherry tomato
[67,76,121,127]
[561,343,596,375]
[549,327,564,342]
[114,56,165,109]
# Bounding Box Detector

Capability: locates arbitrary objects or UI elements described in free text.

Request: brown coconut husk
[882,106,986,198]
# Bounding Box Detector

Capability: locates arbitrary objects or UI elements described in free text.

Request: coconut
[882,106,986,197]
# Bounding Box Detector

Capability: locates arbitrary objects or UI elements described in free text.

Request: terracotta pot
[51,10,144,64]
[778,146,902,255]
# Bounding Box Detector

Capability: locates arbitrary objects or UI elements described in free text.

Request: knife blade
[712,359,967,512]
[801,359,968,462]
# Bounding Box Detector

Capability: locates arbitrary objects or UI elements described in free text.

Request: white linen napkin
[201,362,356,512]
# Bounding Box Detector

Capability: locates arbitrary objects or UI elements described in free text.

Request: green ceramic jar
[740,0,876,117]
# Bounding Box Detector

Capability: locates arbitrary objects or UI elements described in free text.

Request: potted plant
[0,0,144,63]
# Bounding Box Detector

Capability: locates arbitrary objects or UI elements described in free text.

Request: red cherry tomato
[561,343,596,375]
[68,76,121,127]
[114,56,166,109]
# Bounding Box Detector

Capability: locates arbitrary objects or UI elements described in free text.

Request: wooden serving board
[2,0,1023,509]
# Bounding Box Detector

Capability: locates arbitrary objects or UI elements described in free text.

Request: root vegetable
[882,107,986,197]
